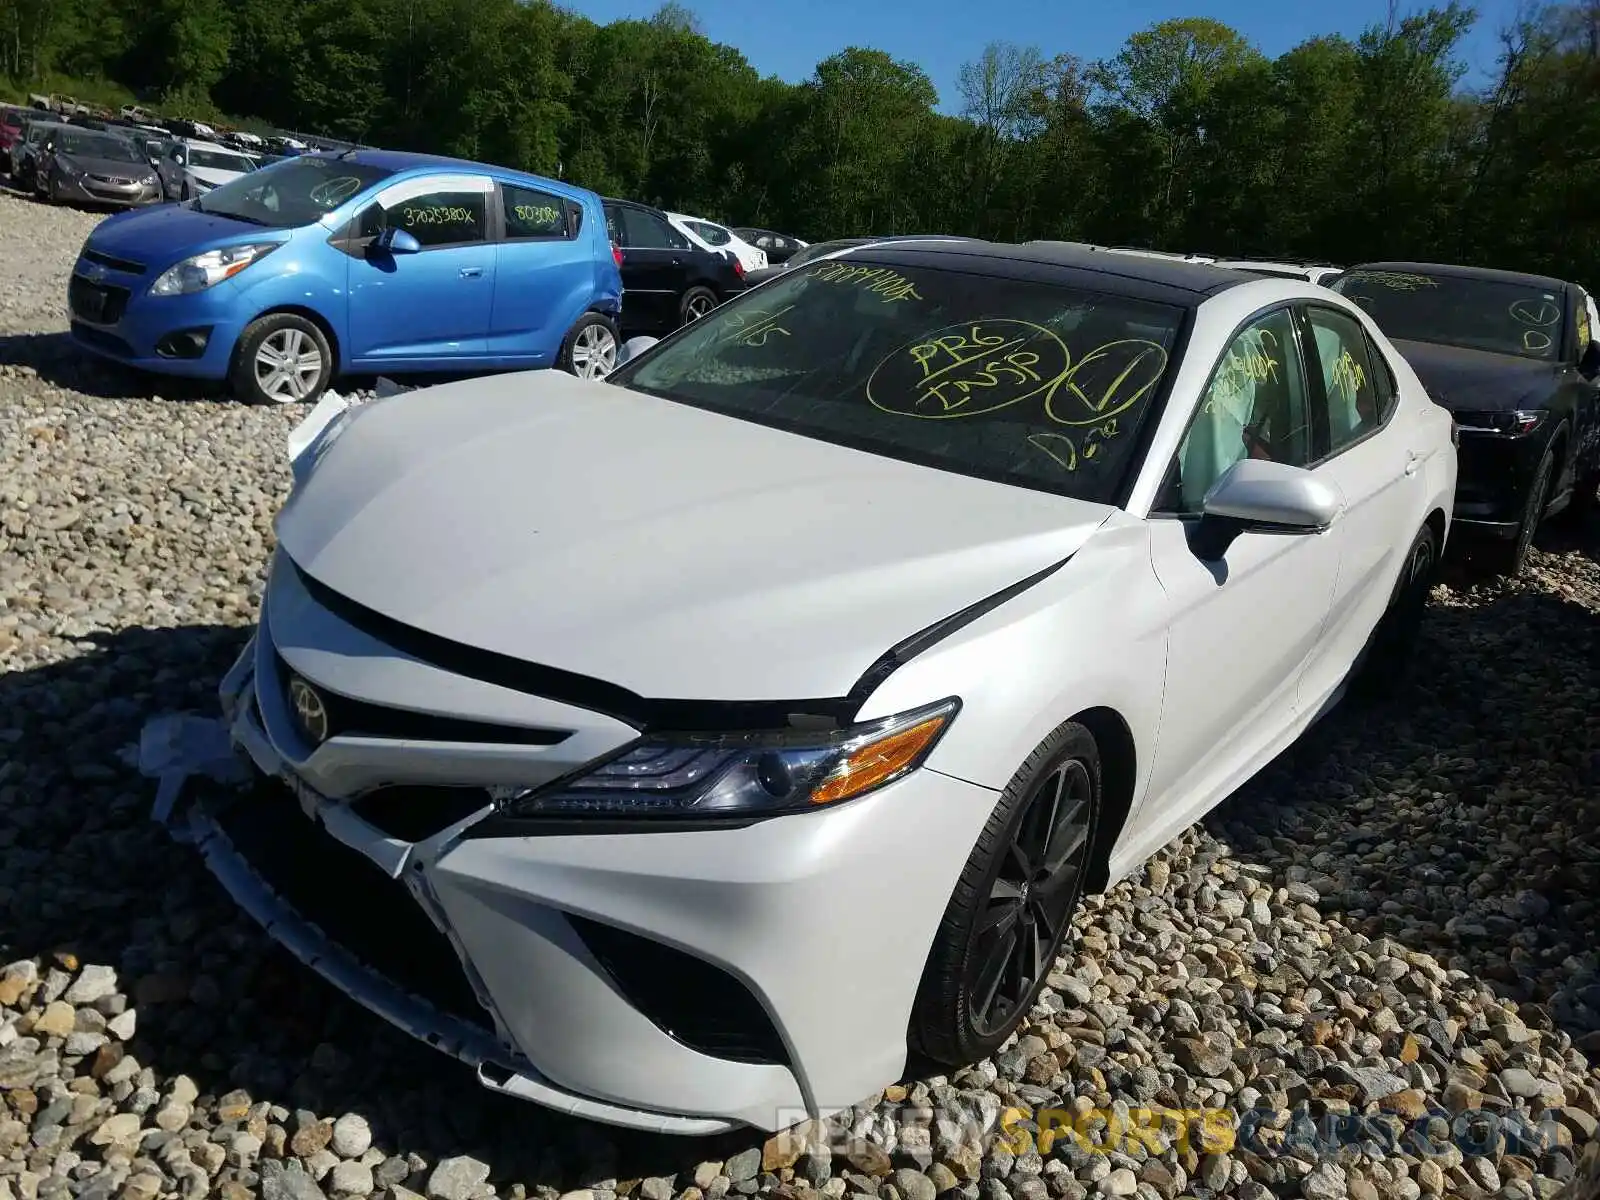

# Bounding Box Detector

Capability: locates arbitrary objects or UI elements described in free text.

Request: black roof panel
[834,238,1257,307]
[1346,260,1573,292]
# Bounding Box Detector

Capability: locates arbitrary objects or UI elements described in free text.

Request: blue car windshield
[195,157,394,229]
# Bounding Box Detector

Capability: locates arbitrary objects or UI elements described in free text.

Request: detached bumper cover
[151,555,1002,1133]
[166,778,736,1134]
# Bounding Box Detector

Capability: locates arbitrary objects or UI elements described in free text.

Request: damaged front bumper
[155,636,742,1136]
[149,539,1003,1136]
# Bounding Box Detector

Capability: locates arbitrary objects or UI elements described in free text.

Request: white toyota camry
[177,239,1457,1136]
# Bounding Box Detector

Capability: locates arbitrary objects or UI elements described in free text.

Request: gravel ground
[1,188,1598,1200]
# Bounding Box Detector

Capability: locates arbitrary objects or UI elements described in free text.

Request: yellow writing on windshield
[1046,340,1169,428]
[1330,348,1366,405]
[1508,298,1561,327]
[401,205,474,227]
[309,176,362,206]
[721,304,793,347]
[867,319,1070,418]
[1523,329,1553,352]
[1346,271,1437,291]
[1026,418,1121,473]
[806,262,923,304]
[868,317,1170,465]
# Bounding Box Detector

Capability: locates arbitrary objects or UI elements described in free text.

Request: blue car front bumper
[66,262,254,380]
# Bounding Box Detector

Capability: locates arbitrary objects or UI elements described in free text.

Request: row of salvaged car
[142,226,1599,1140]
[53,141,1599,586]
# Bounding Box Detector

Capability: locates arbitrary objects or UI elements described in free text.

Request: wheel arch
[244,304,344,376]
[1073,704,1139,895]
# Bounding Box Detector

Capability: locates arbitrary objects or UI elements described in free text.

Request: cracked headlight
[150,243,281,297]
[493,698,960,821]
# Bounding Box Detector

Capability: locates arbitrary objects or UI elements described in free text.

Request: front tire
[557,312,619,380]
[910,721,1100,1065]
[1478,442,1555,577]
[230,313,333,406]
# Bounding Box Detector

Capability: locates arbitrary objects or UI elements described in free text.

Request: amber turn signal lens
[809,714,950,806]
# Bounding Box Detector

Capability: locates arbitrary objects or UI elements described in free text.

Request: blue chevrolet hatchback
[67,150,625,404]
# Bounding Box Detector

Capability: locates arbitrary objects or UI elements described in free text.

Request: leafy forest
[3,0,1599,287]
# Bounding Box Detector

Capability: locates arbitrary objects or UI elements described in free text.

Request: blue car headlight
[491,698,960,820]
[150,242,281,297]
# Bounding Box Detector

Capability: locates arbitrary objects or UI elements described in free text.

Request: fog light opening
[155,327,212,359]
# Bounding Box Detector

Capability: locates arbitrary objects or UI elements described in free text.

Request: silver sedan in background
[34,128,164,208]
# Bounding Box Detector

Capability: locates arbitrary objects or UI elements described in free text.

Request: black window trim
[1297,301,1402,470]
[1150,299,1314,518]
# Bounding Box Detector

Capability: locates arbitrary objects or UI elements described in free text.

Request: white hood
[189,165,246,189]
[274,371,1112,702]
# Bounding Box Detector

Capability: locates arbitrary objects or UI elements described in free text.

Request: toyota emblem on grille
[288,677,330,745]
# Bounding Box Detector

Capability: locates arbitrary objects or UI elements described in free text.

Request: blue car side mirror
[374,228,421,255]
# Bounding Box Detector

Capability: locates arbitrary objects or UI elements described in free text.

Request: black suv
[603,197,746,335]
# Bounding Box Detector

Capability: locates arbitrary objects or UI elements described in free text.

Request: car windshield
[59,131,141,162]
[687,220,731,246]
[1332,269,1565,361]
[195,157,393,228]
[608,258,1186,503]
[189,148,256,173]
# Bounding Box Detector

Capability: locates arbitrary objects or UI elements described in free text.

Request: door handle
[670,257,682,266]
[1404,452,1422,476]
[460,267,483,278]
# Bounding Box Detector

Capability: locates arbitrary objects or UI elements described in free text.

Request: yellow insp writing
[1209,329,1280,405]
[402,205,475,227]
[1509,298,1561,327]
[1346,271,1437,291]
[309,176,362,206]
[1330,348,1366,405]
[514,203,562,228]
[866,318,1168,471]
[806,262,923,304]
[721,304,793,347]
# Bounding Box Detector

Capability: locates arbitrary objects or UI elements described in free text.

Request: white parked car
[175,241,1456,1136]
[666,211,767,272]
[157,137,257,201]
[1213,259,1344,286]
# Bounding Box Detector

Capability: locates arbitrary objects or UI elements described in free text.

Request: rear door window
[622,206,689,250]
[503,184,571,240]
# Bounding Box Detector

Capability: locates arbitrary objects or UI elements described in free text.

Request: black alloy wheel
[969,757,1095,1037]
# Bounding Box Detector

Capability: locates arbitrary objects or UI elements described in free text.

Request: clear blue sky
[559,0,1519,112]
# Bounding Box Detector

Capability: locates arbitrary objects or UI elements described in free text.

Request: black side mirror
[1580,340,1600,377]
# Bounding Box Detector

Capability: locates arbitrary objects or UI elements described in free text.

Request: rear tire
[1349,522,1437,702]
[1477,443,1554,577]
[910,721,1100,1066]
[679,285,717,326]
[229,313,333,406]
[557,313,619,380]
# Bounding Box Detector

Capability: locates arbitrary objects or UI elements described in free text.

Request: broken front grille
[212,776,493,1031]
